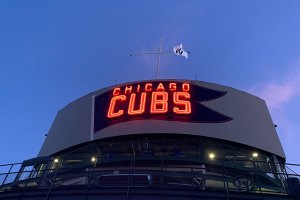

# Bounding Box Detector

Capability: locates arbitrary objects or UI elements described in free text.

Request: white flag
[173,43,188,59]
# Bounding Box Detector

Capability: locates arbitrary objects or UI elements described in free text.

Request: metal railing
[0,156,299,198]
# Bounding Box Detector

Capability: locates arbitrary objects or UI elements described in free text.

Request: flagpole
[130,36,189,79]
[156,35,163,80]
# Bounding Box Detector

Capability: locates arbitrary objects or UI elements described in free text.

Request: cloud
[249,67,300,109]
[249,82,295,109]
[247,62,300,166]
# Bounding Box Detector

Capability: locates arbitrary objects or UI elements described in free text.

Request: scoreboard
[94,81,232,133]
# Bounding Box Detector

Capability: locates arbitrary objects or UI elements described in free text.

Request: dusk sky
[1,1,300,171]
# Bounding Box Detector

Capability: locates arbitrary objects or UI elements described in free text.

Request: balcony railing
[0,156,299,199]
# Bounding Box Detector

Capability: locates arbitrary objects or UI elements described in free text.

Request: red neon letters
[128,92,147,115]
[107,95,126,118]
[173,92,191,114]
[150,92,168,114]
[107,82,191,118]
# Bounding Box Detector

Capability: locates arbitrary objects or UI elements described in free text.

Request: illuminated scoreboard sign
[108,82,191,118]
[93,81,232,133]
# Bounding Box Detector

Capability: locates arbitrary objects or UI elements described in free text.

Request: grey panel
[38,95,93,156]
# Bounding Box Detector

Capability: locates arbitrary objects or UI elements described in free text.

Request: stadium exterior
[1,79,299,200]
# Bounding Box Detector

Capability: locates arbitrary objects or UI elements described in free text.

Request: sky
[0,1,300,172]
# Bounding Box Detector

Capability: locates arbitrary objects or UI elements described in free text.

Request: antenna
[130,35,172,80]
[156,35,163,80]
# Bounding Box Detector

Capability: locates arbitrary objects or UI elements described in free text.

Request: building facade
[0,79,299,200]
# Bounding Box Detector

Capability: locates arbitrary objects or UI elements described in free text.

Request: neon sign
[107,82,191,118]
[93,81,232,133]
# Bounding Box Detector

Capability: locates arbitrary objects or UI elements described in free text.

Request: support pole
[156,35,163,79]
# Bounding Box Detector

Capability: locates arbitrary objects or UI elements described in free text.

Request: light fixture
[54,158,59,163]
[91,157,96,162]
[209,153,215,160]
[252,152,258,158]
